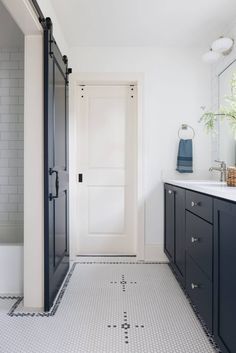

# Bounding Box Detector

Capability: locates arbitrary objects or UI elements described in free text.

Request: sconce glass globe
[211,37,234,54]
[202,49,221,63]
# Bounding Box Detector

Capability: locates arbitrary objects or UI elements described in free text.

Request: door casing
[76,84,136,255]
[69,73,145,260]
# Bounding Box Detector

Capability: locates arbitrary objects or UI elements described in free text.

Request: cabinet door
[164,184,175,261]
[186,254,212,332]
[175,187,186,284]
[214,199,236,353]
[186,211,213,280]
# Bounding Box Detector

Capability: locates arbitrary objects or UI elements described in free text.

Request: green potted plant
[200,72,236,137]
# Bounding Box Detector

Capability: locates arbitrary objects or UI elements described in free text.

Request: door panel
[44,18,71,311]
[88,187,125,234]
[54,192,67,267]
[76,85,136,254]
[54,64,66,168]
[88,97,125,168]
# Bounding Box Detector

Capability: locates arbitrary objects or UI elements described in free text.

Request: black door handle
[49,168,59,200]
[78,173,83,183]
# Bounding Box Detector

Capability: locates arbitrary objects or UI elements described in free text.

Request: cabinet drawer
[186,254,212,333]
[186,211,213,279]
[186,190,213,223]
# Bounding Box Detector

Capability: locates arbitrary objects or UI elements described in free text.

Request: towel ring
[178,124,195,139]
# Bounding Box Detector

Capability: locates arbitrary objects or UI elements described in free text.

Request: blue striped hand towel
[176,139,193,173]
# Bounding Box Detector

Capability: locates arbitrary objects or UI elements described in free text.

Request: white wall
[0,2,24,48]
[36,0,69,54]
[24,34,44,308]
[69,46,212,259]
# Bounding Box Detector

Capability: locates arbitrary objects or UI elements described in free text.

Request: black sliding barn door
[44,18,71,311]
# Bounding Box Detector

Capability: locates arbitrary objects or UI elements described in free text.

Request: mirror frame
[211,53,236,162]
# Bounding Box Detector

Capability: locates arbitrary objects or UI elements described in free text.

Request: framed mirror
[218,59,236,166]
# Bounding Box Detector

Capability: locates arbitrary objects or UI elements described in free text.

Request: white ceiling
[51,0,236,47]
[0,1,24,48]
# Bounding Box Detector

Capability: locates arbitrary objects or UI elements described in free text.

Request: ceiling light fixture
[211,37,234,55]
[202,36,234,64]
[202,49,221,63]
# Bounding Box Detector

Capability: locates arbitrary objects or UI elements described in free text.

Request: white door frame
[1,0,44,308]
[69,73,145,260]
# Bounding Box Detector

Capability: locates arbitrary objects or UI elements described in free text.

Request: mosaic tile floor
[0,257,217,353]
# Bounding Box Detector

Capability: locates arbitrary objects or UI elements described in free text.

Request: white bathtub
[0,244,23,295]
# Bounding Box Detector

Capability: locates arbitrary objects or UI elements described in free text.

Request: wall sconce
[202,36,234,64]
[202,49,221,63]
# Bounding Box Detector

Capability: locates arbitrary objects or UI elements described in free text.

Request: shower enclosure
[0,1,24,294]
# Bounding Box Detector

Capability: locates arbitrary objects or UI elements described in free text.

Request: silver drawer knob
[191,201,200,207]
[191,237,199,243]
[191,283,199,290]
[168,190,172,194]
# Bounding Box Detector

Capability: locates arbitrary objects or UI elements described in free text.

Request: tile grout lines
[5,261,167,317]
[7,263,77,317]
[0,259,219,352]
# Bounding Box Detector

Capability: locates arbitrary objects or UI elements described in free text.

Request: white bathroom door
[76,85,137,255]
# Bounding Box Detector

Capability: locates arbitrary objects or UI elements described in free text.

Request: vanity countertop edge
[163,179,236,202]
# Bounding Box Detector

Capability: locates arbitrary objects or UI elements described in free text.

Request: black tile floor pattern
[0,257,218,353]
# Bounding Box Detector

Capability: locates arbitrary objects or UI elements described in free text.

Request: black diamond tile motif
[110,274,137,292]
[2,258,219,353]
[107,311,144,345]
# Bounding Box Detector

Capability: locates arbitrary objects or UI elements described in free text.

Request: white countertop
[164,179,236,202]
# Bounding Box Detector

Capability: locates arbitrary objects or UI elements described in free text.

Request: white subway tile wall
[0,48,24,244]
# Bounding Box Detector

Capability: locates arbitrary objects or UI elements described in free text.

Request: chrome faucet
[209,160,227,182]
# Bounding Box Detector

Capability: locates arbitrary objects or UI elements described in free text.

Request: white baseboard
[145,244,169,262]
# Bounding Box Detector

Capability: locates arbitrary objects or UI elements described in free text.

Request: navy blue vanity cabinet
[164,183,236,352]
[214,199,236,353]
[164,184,186,287]
[185,190,213,333]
